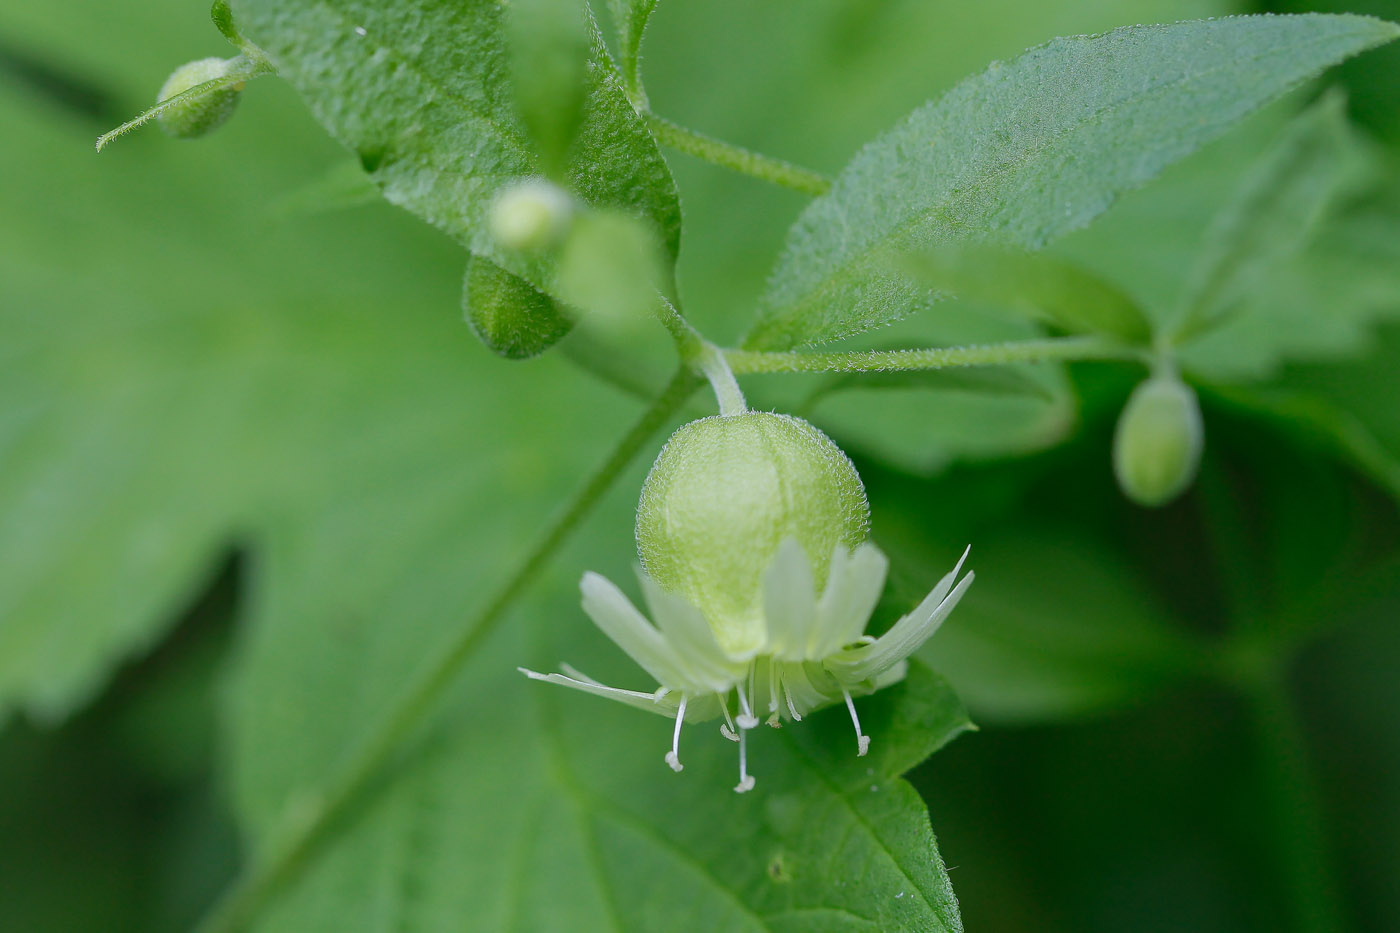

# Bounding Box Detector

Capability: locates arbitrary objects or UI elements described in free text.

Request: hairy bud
[636,412,869,654]
[155,57,242,138]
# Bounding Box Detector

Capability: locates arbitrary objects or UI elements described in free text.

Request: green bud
[155,57,242,138]
[636,412,869,654]
[462,255,572,359]
[1113,374,1204,507]
[490,179,573,252]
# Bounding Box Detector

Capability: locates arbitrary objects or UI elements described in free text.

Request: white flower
[521,539,972,793]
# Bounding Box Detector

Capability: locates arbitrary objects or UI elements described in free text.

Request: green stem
[195,370,700,933]
[695,342,748,416]
[725,335,1134,376]
[1244,669,1346,933]
[645,114,832,197]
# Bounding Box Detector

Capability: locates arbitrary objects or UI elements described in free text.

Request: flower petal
[827,556,974,684]
[518,667,676,718]
[809,542,888,659]
[638,570,748,690]
[579,572,697,690]
[762,538,817,661]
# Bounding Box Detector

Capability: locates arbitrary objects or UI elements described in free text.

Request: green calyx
[636,412,869,655]
[1113,373,1204,507]
[155,57,243,138]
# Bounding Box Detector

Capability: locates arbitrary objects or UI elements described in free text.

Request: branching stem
[195,370,700,933]
[725,335,1138,376]
[645,113,832,196]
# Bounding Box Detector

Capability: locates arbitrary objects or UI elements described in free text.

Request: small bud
[636,412,869,653]
[490,179,573,252]
[1113,374,1204,507]
[156,57,242,138]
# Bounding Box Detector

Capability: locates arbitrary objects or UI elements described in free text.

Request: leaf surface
[230,0,682,296]
[746,14,1400,350]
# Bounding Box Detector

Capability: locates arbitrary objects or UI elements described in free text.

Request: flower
[520,411,973,792]
[520,538,972,792]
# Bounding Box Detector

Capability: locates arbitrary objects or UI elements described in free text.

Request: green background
[2,0,1398,930]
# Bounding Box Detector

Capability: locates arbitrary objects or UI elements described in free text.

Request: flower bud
[1113,374,1204,507]
[155,57,242,138]
[490,179,573,252]
[636,412,869,654]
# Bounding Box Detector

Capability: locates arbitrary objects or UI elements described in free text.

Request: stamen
[736,667,758,730]
[784,681,802,722]
[767,658,780,713]
[719,723,739,742]
[734,725,755,793]
[665,696,688,772]
[719,692,739,736]
[841,687,870,757]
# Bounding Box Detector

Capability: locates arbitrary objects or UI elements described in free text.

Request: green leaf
[463,254,574,359]
[745,14,1400,351]
[1179,158,1400,381]
[229,0,682,297]
[606,0,660,103]
[229,546,972,931]
[555,209,670,326]
[507,0,590,176]
[1175,90,1359,344]
[903,245,1153,343]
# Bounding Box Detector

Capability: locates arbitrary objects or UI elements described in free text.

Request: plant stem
[724,335,1134,375]
[195,370,700,933]
[1244,668,1346,933]
[695,342,748,416]
[645,113,832,197]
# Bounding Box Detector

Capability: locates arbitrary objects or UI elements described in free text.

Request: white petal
[579,572,697,691]
[913,545,971,621]
[763,538,817,661]
[828,566,974,683]
[518,668,676,718]
[638,571,748,689]
[809,542,888,659]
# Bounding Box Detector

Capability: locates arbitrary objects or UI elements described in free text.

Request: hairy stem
[195,370,700,933]
[696,342,748,416]
[645,113,832,196]
[725,335,1135,375]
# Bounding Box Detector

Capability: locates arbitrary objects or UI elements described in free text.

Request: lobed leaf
[745,14,1400,351]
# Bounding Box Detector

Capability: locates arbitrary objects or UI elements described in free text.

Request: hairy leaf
[230,0,681,298]
[745,14,1400,351]
[463,254,574,359]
